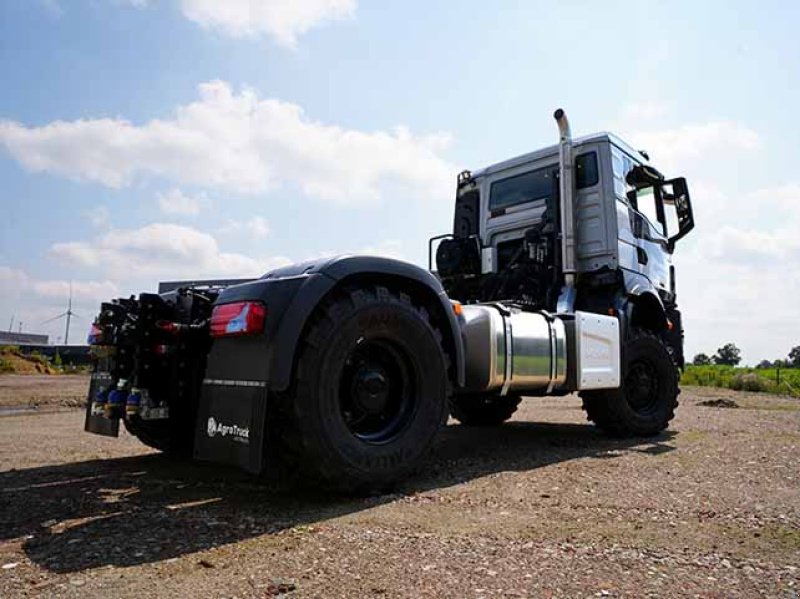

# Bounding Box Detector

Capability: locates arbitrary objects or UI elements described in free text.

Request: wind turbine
[42,283,80,345]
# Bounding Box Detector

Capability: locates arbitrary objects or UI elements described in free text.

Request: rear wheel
[580,328,678,436]
[450,393,521,426]
[274,286,449,493]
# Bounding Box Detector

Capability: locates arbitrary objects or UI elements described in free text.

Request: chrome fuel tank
[459,304,567,394]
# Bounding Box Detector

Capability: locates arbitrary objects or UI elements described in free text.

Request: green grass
[0,346,22,373]
[682,364,800,397]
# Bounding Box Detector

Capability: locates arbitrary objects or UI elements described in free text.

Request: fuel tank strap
[544,312,558,394]
[499,318,513,397]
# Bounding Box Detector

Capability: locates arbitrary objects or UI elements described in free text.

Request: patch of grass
[729,373,767,392]
[682,365,800,398]
[756,523,800,552]
[26,351,51,367]
[0,348,56,374]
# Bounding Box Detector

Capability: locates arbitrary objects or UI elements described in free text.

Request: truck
[84,109,694,493]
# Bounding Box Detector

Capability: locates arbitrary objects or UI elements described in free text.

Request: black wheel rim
[338,338,416,444]
[625,358,660,414]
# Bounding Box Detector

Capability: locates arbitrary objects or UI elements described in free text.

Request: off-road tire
[450,394,521,426]
[273,286,449,494]
[580,328,678,437]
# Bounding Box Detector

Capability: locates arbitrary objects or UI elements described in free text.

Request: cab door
[612,148,671,294]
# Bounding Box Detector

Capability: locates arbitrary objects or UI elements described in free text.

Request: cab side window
[489,151,599,213]
[620,154,661,234]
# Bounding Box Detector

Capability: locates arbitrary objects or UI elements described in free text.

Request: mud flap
[83,371,119,437]
[193,379,268,474]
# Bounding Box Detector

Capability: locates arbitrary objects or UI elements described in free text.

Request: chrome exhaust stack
[554,108,576,313]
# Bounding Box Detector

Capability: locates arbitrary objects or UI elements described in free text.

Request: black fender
[215,255,466,392]
[620,270,668,333]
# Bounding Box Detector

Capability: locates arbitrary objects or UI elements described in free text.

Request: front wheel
[580,329,678,436]
[274,286,449,493]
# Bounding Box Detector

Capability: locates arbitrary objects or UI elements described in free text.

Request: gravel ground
[0,375,89,410]
[0,376,798,598]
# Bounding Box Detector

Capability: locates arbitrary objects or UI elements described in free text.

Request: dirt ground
[0,376,798,598]
[0,375,89,409]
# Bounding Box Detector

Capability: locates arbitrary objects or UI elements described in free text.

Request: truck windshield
[489,151,598,211]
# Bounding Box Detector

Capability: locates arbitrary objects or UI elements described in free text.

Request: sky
[0,0,799,364]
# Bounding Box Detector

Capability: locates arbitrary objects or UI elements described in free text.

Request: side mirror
[626,164,664,188]
[662,177,694,251]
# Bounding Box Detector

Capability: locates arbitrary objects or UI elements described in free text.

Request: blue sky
[1,0,799,363]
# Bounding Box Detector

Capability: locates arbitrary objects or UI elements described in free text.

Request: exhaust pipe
[554,108,576,313]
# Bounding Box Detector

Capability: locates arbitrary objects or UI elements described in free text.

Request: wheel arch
[626,290,668,334]
[269,256,465,392]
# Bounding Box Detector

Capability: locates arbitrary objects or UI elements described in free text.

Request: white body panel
[575,312,621,390]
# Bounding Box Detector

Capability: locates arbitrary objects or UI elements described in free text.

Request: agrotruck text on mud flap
[84,109,695,493]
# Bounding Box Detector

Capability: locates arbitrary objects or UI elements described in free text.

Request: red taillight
[210,302,266,338]
[87,323,105,345]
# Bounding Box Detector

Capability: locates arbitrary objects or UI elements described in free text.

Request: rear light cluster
[87,323,105,345]
[210,301,267,338]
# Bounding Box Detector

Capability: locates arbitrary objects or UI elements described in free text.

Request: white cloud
[158,188,204,216]
[355,239,406,260]
[248,216,270,238]
[219,216,270,239]
[179,0,356,47]
[305,239,409,264]
[689,184,800,266]
[621,100,667,122]
[50,222,290,280]
[2,221,293,343]
[675,178,800,364]
[0,80,454,205]
[695,225,800,269]
[0,266,118,305]
[678,255,800,365]
[748,184,800,213]
[85,205,111,228]
[624,121,760,173]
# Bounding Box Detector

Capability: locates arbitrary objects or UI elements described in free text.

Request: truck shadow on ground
[0,420,675,573]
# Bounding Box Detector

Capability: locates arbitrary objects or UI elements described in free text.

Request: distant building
[0,331,50,346]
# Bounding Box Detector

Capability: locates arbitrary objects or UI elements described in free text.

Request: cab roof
[471,132,647,179]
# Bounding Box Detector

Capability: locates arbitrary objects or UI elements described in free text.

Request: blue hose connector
[105,388,127,418]
[126,390,142,416]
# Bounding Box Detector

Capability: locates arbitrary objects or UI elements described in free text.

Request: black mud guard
[193,379,268,474]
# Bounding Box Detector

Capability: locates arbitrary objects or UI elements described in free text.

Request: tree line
[692,344,800,368]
